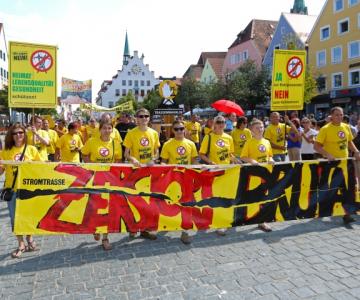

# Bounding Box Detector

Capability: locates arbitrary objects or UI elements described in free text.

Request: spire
[290,0,308,15]
[123,31,130,66]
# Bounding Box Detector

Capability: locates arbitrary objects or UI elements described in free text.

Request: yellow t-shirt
[264,123,291,155]
[46,129,59,155]
[123,127,160,164]
[56,133,83,162]
[26,129,49,161]
[231,128,252,157]
[186,121,201,143]
[161,138,198,165]
[199,132,234,165]
[56,127,68,137]
[203,127,212,136]
[93,127,122,143]
[241,137,273,163]
[86,125,98,140]
[0,145,41,188]
[81,137,122,163]
[316,122,353,158]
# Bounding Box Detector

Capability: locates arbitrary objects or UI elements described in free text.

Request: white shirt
[301,128,318,154]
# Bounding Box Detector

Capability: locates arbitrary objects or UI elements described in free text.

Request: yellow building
[308,0,360,115]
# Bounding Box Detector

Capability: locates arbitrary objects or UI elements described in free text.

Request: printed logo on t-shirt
[240,134,246,140]
[216,139,225,148]
[140,137,150,146]
[70,139,76,145]
[177,146,186,156]
[258,144,266,153]
[14,153,22,161]
[276,128,281,134]
[99,147,110,157]
[338,131,345,139]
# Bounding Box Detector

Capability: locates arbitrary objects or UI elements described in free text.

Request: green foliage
[0,85,9,111]
[115,90,137,114]
[142,89,162,114]
[175,77,208,111]
[304,66,318,104]
[227,60,271,110]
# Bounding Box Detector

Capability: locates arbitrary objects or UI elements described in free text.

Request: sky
[0,0,325,99]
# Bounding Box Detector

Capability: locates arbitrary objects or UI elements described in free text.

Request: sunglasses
[137,115,150,119]
[12,131,24,136]
[173,127,185,132]
[215,120,225,124]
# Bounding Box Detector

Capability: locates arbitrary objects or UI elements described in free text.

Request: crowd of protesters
[0,106,360,257]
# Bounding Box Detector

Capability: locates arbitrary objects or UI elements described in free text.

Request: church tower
[123,31,130,66]
[290,0,308,15]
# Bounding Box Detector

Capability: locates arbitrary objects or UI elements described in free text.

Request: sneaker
[258,223,272,232]
[343,215,355,224]
[129,232,136,239]
[180,232,192,245]
[216,229,227,236]
[140,231,157,240]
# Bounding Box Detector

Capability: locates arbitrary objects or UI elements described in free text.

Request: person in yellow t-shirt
[43,119,58,162]
[264,112,299,162]
[199,115,237,237]
[26,115,50,161]
[85,118,98,142]
[314,106,360,225]
[199,115,236,166]
[93,113,122,143]
[202,118,214,137]
[55,122,83,162]
[241,118,274,232]
[185,114,201,149]
[231,116,252,158]
[0,123,41,258]
[54,119,68,138]
[161,120,198,245]
[82,120,122,251]
[123,108,160,240]
[76,119,87,143]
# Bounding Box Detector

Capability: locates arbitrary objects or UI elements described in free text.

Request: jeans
[7,192,17,231]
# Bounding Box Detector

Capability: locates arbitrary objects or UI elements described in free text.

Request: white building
[96,33,159,107]
[0,23,8,90]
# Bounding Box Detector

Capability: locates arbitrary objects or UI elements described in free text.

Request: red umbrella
[211,99,244,116]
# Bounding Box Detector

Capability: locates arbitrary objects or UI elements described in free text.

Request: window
[122,80,126,86]
[122,89,127,96]
[134,89,139,95]
[142,72,145,76]
[317,50,326,67]
[109,101,114,108]
[147,80,150,86]
[0,67,2,77]
[128,72,131,76]
[134,80,139,87]
[320,26,330,41]
[141,90,145,96]
[349,0,359,6]
[349,41,360,59]
[317,77,326,92]
[141,80,144,86]
[334,0,344,12]
[332,73,343,88]
[349,69,360,86]
[3,53,5,61]
[115,89,120,96]
[243,50,248,61]
[338,18,349,35]
[128,80,132,86]
[274,44,280,50]
[331,46,342,63]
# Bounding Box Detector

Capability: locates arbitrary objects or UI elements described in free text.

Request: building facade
[200,54,226,83]
[222,19,277,78]
[0,23,8,90]
[263,13,317,72]
[307,0,360,114]
[96,33,159,107]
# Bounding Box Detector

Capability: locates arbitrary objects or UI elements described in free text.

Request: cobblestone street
[1,198,360,299]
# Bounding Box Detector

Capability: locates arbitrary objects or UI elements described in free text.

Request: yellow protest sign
[271,49,306,111]
[11,159,358,235]
[9,41,57,108]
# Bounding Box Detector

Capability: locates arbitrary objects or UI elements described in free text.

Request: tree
[304,66,318,104]
[175,77,208,112]
[227,60,271,110]
[142,89,162,114]
[0,85,9,111]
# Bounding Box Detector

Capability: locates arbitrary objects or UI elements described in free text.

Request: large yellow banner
[9,41,57,108]
[13,159,359,235]
[271,49,306,111]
